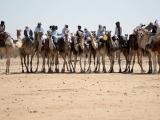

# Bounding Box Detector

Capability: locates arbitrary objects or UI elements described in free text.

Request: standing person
[24,26,33,41]
[0,21,5,33]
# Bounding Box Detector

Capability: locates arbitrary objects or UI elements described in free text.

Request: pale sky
[0,0,160,38]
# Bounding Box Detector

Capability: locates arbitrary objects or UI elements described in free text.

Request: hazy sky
[0,0,160,37]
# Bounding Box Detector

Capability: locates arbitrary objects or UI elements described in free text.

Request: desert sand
[0,57,160,120]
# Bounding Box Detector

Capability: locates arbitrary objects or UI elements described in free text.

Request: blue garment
[51,30,58,43]
[97,28,105,38]
[84,31,90,40]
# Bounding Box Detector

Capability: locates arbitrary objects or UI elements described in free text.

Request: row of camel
[0,24,160,74]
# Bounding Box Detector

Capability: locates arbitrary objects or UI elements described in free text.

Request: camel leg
[55,53,59,73]
[30,55,33,73]
[126,49,132,72]
[108,52,115,73]
[84,53,87,73]
[123,50,129,72]
[6,54,10,74]
[117,51,122,73]
[23,56,28,73]
[67,54,73,73]
[94,54,99,72]
[131,52,136,73]
[41,56,45,73]
[87,52,92,73]
[30,51,36,73]
[61,54,66,73]
[35,52,39,72]
[26,55,29,73]
[73,54,77,73]
[150,51,157,74]
[147,53,152,74]
[20,55,24,73]
[137,49,145,73]
[48,55,52,73]
[80,54,83,73]
[102,55,106,73]
[158,54,160,73]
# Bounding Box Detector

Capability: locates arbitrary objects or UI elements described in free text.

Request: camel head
[47,31,51,38]
[16,29,21,38]
[145,22,154,31]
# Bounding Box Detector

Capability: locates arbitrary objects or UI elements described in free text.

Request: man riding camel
[62,25,70,41]
[50,25,59,48]
[146,20,160,48]
[76,25,83,43]
[114,21,124,48]
[24,26,33,41]
[0,21,6,46]
[0,21,5,33]
[34,22,44,34]
[96,25,105,40]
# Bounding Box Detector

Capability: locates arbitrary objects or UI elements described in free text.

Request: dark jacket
[24,29,33,38]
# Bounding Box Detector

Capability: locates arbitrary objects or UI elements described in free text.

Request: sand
[0,58,160,120]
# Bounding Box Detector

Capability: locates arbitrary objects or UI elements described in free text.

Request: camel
[41,31,59,73]
[71,32,90,73]
[109,34,131,73]
[41,31,53,73]
[87,31,120,73]
[16,29,36,73]
[137,28,159,73]
[0,31,22,74]
[57,32,72,73]
[126,33,145,73]
[31,32,43,72]
[142,23,160,73]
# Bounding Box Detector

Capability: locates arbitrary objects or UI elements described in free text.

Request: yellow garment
[102,35,108,41]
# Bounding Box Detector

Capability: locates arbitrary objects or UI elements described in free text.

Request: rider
[147,20,160,48]
[96,25,105,40]
[115,21,123,48]
[84,28,90,40]
[34,22,44,34]
[84,28,91,46]
[61,24,71,46]
[76,25,83,43]
[24,26,33,41]
[34,22,44,48]
[51,25,59,48]
[0,21,5,33]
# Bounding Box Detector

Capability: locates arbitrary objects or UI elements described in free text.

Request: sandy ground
[0,57,160,120]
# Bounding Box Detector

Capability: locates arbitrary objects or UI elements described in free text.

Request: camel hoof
[55,68,59,73]
[87,69,91,73]
[61,69,65,73]
[48,69,52,73]
[103,69,106,73]
[41,69,45,73]
[147,70,151,74]
[108,69,114,73]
